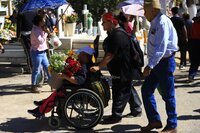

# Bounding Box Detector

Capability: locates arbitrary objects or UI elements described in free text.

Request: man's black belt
[161,52,175,60]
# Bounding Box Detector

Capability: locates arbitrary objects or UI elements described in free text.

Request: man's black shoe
[141,121,163,132]
[101,115,122,124]
[33,100,43,106]
[126,111,142,118]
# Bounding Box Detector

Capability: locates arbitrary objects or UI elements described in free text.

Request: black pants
[111,79,141,117]
[21,34,32,72]
[179,42,187,66]
[189,39,200,77]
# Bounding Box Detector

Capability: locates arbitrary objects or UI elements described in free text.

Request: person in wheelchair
[27,46,95,119]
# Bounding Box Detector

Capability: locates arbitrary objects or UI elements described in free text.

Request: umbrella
[121,4,144,16]
[20,0,68,13]
[117,0,144,9]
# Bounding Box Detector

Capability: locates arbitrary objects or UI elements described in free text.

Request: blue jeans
[141,56,177,128]
[31,50,50,86]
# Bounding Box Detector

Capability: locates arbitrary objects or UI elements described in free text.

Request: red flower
[64,57,81,77]
[54,41,58,47]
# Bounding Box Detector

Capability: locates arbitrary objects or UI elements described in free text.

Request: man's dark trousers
[189,39,200,77]
[129,85,142,113]
[112,79,132,117]
[21,34,32,72]
[141,56,177,128]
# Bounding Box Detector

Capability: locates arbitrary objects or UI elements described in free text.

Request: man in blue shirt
[141,0,178,133]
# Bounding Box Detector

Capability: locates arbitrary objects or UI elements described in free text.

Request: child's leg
[39,91,64,114]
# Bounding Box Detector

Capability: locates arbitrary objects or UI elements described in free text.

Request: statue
[87,13,93,35]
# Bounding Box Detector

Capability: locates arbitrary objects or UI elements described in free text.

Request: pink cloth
[31,25,48,51]
[126,22,133,34]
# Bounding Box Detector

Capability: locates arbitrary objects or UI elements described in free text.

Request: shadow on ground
[174,73,200,88]
[0,67,24,78]
[0,117,101,133]
[0,117,54,132]
[0,84,52,96]
[111,124,158,133]
[188,90,200,94]
[0,84,31,96]
[0,84,30,90]
[0,117,148,133]
[194,109,200,113]
[178,115,200,120]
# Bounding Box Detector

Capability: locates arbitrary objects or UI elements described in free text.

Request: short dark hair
[32,15,44,26]
[183,13,190,20]
[171,7,179,15]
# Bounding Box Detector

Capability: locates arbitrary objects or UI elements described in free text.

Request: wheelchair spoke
[63,89,104,129]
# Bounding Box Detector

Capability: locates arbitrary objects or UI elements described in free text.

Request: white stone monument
[57,4,74,37]
[0,1,7,29]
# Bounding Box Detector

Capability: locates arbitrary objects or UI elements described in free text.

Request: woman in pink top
[30,15,51,93]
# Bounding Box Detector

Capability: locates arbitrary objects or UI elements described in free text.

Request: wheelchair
[47,79,110,129]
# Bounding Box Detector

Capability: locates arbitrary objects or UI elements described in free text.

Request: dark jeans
[21,34,32,71]
[189,39,200,78]
[141,56,177,128]
[112,79,142,117]
[129,85,142,113]
[112,78,132,117]
[179,43,187,66]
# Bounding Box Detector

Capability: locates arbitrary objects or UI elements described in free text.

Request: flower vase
[64,23,76,36]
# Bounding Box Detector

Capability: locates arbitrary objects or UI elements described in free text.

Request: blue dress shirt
[147,12,178,69]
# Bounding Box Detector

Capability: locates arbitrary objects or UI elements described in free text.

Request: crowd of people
[170,2,200,82]
[8,0,199,132]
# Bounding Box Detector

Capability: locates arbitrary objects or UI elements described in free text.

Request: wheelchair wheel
[48,116,61,129]
[63,89,104,129]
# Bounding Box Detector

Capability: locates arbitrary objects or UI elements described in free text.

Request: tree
[68,0,124,25]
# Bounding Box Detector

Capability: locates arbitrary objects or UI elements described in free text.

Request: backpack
[117,29,144,79]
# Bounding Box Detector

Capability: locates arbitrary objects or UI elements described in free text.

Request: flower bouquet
[0,29,14,44]
[62,12,79,23]
[1,15,17,43]
[48,50,81,89]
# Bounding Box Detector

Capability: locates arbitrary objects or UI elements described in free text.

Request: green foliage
[67,0,124,24]
[49,52,67,73]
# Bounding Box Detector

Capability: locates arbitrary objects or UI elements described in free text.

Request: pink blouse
[31,25,48,51]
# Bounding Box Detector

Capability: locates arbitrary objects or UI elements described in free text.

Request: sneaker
[179,65,186,70]
[27,107,44,119]
[43,81,48,85]
[34,100,43,106]
[31,86,41,93]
